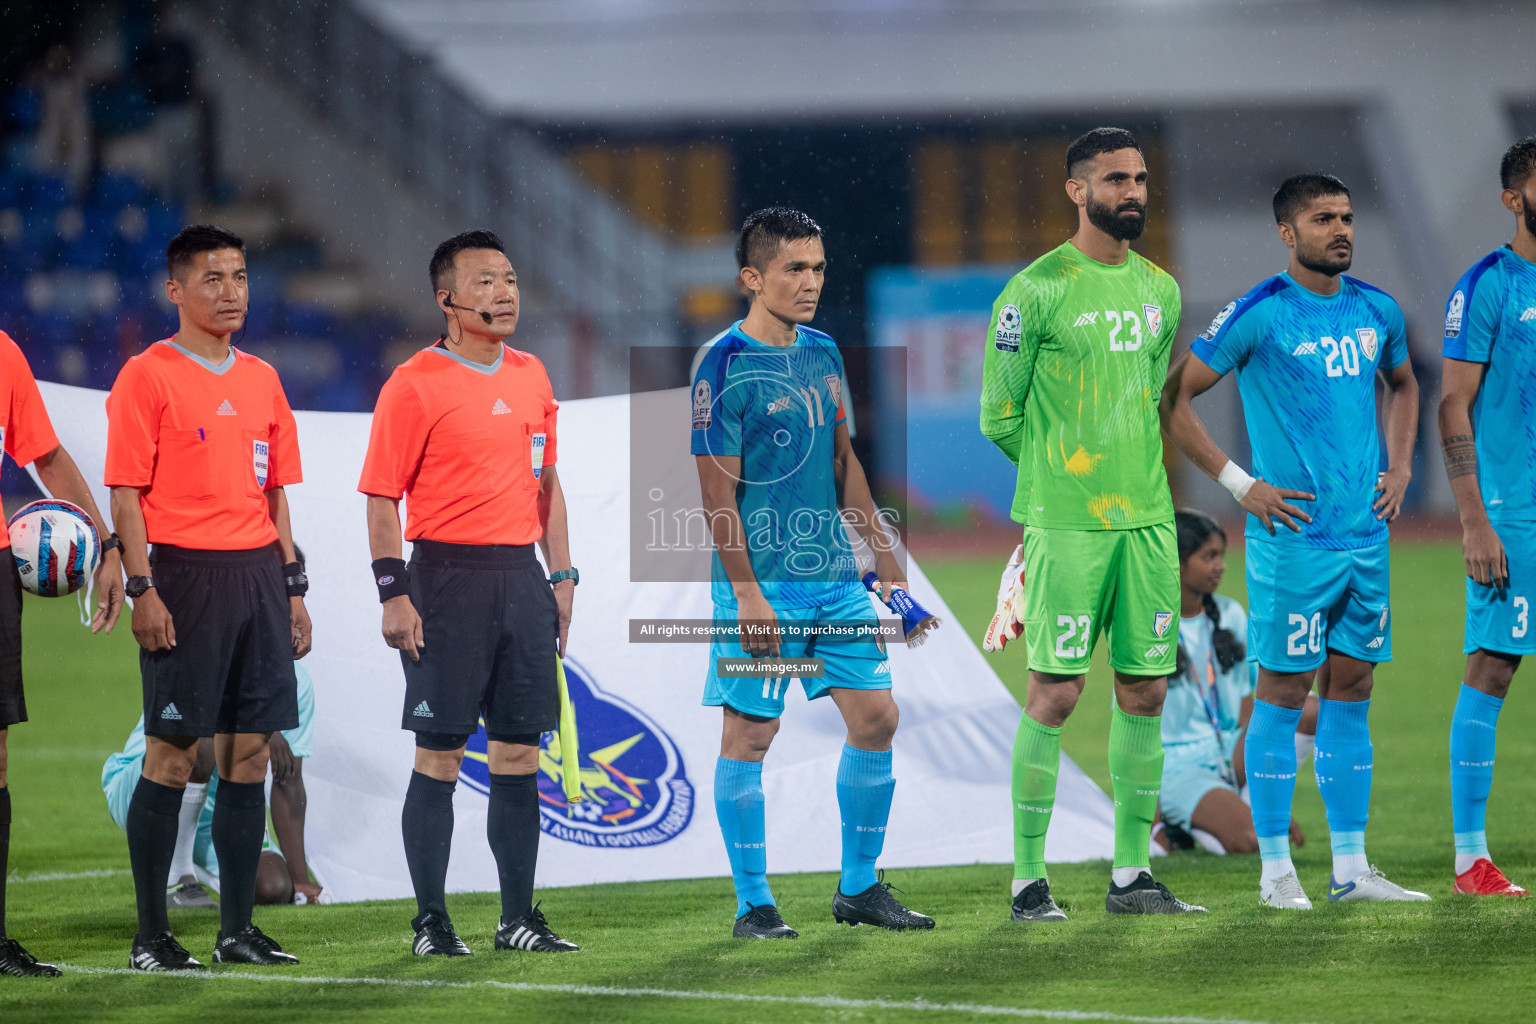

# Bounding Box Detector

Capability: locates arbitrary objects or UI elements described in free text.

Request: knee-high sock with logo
[1011,713,1061,882]
[488,771,540,923]
[1108,705,1162,871]
[211,779,267,936]
[1315,698,1372,881]
[1245,699,1302,880]
[126,776,182,940]
[837,745,894,895]
[714,757,773,917]
[1450,682,1503,871]
[402,771,456,923]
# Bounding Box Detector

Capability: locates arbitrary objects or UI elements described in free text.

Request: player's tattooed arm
[1439,357,1505,585]
[1440,434,1477,480]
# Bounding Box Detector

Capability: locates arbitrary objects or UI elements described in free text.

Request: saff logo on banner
[459,659,693,848]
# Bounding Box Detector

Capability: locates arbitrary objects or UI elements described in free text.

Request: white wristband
[1217,460,1256,502]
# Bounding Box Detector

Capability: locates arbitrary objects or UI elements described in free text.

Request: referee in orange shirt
[107,225,310,971]
[359,230,578,957]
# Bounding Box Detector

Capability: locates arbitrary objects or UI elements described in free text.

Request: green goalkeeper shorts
[1022,521,1179,677]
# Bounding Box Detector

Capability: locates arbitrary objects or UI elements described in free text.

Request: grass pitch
[3,539,1535,1023]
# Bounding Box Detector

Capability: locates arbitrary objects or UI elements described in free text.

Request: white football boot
[1328,865,1431,902]
[1259,870,1313,909]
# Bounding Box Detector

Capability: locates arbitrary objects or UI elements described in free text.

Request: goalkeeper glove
[982,544,1026,653]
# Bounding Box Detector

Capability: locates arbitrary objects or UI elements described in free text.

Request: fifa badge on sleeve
[531,432,547,480]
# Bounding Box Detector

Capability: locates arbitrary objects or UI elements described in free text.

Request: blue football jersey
[1189,273,1409,550]
[1443,246,1536,523]
[690,321,862,609]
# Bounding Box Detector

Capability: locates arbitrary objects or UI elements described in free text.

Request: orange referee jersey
[358,342,558,545]
[105,340,302,550]
[0,331,61,548]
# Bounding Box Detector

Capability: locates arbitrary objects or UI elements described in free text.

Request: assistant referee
[107,225,310,972]
[359,230,578,957]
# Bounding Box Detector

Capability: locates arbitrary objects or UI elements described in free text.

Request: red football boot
[1453,858,1529,896]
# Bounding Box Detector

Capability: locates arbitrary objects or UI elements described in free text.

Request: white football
[8,499,101,597]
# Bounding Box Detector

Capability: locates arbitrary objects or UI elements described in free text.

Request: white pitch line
[8,868,130,883]
[58,966,1325,1024]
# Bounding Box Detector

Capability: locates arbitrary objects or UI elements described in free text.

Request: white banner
[37,379,1116,902]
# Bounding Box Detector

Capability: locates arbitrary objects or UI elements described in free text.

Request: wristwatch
[125,575,155,599]
[549,567,579,586]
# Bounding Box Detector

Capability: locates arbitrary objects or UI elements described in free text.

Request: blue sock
[714,757,773,917]
[1450,683,1503,859]
[1245,700,1303,851]
[837,745,895,895]
[1316,698,1372,876]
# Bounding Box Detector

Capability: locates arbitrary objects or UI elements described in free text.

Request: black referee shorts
[400,540,558,740]
[140,545,299,738]
[0,549,24,728]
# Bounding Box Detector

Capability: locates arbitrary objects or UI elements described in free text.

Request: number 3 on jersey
[1055,613,1092,658]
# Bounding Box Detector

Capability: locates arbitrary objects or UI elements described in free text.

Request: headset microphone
[443,295,494,325]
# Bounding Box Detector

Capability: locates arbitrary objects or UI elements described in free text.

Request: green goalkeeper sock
[1012,713,1062,881]
[1108,704,1163,869]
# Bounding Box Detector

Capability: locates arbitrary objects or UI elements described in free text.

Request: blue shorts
[1160,743,1237,832]
[1465,518,1536,656]
[702,587,890,719]
[1245,538,1391,672]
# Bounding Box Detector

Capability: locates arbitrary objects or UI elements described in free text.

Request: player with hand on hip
[1161,174,1423,909]
[694,208,932,939]
[981,128,1203,922]
[360,230,578,957]
[1438,136,1536,898]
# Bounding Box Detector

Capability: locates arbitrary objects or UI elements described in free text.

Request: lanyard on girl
[1193,644,1236,785]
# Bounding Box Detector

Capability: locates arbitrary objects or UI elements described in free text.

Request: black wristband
[373,557,410,603]
[100,533,122,556]
[282,560,308,598]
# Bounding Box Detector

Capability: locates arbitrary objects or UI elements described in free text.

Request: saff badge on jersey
[252,439,269,488]
[1358,328,1378,362]
[1142,304,1163,338]
[692,379,712,430]
[995,304,1022,352]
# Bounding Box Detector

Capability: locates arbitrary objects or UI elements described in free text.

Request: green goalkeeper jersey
[980,241,1181,530]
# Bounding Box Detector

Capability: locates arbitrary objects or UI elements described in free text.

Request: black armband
[373,557,410,602]
[282,561,309,598]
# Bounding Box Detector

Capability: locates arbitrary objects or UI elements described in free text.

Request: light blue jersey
[1443,246,1536,523]
[1162,595,1256,763]
[1190,273,1409,550]
[690,321,862,610]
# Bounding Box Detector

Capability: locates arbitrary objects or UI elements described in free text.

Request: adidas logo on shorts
[161,703,182,721]
[412,701,433,718]
[491,398,511,415]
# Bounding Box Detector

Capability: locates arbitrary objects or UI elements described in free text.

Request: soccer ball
[998,304,1021,331]
[8,499,101,597]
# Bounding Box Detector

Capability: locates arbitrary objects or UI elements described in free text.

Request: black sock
[1,786,10,939]
[488,772,541,924]
[211,779,267,937]
[126,776,183,941]
[402,771,456,925]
